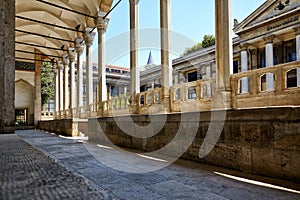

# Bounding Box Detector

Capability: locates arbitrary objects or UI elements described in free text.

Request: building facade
[13,0,300,122]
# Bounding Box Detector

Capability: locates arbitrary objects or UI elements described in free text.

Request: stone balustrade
[41,111,53,121]
[136,89,163,114]
[170,79,215,112]
[137,88,161,106]
[102,97,130,117]
[89,102,98,117]
[231,61,300,109]
[54,61,300,119]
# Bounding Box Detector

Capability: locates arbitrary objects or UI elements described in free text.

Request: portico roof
[15,0,113,63]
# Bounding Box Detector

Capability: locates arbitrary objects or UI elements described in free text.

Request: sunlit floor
[16,130,300,200]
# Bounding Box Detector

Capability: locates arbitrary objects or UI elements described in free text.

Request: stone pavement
[2,130,300,200]
[0,134,115,200]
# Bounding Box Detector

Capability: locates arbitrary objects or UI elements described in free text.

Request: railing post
[276,66,283,92]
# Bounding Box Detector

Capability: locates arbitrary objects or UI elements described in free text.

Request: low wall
[89,107,300,183]
[78,120,89,136]
[38,119,78,137]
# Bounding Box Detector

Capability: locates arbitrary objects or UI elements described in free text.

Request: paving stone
[15,130,300,200]
[0,134,114,200]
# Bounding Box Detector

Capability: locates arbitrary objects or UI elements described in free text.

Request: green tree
[41,62,54,106]
[202,34,215,48]
[183,34,215,55]
[183,42,202,55]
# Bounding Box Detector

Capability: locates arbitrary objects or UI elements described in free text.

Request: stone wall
[78,121,89,136]
[89,107,300,183]
[0,0,15,133]
[38,119,89,137]
[38,119,78,137]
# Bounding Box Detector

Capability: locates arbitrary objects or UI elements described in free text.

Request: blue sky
[89,0,266,68]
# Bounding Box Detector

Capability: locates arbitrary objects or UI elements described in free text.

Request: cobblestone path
[0,134,115,200]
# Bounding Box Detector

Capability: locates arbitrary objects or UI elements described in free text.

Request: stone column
[214,0,233,108]
[174,72,179,85]
[129,0,140,111]
[52,62,59,119]
[264,35,275,91]
[34,49,42,126]
[0,0,15,133]
[95,12,109,116]
[62,54,70,115]
[84,27,96,112]
[124,86,128,97]
[294,27,300,87]
[68,47,77,114]
[240,43,249,93]
[206,63,213,96]
[75,37,85,113]
[58,61,64,116]
[160,0,172,110]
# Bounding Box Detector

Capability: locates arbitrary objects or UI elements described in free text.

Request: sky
[87,0,266,68]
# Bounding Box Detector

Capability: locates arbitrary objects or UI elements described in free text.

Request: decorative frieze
[15,61,35,71]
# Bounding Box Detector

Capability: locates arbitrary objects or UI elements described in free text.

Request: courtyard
[0,130,299,199]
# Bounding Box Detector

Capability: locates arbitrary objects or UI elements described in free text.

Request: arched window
[139,95,144,105]
[260,74,267,91]
[146,94,152,105]
[286,69,297,88]
[188,86,196,99]
[238,77,249,94]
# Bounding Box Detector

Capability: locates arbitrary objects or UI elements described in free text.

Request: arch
[286,68,297,88]
[238,77,249,94]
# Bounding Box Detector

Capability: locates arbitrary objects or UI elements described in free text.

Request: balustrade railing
[231,61,300,108]
[41,111,53,120]
[137,88,161,106]
[169,79,215,112]
[51,62,300,120]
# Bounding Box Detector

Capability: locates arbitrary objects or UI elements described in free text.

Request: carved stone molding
[263,34,276,44]
[293,26,300,36]
[68,47,76,63]
[239,43,249,51]
[95,12,110,31]
[84,27,96,47]
[75,37,85,55]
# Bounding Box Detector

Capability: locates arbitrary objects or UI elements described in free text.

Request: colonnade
[50,0,231,119]
[239,26,300,93]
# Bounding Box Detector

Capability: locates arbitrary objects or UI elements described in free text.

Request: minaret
[145,51,155,69]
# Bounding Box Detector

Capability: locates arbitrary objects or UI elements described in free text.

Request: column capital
[263,34,276,44]
[75,37,85,55]
[239,43,249,51]
[68,47,76,63]
[95,12,110,31]
[62,54,69,66]
[52,62,58,74]
[293,26,300,36]
[84,27,96,47]
[57,60,64,71]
